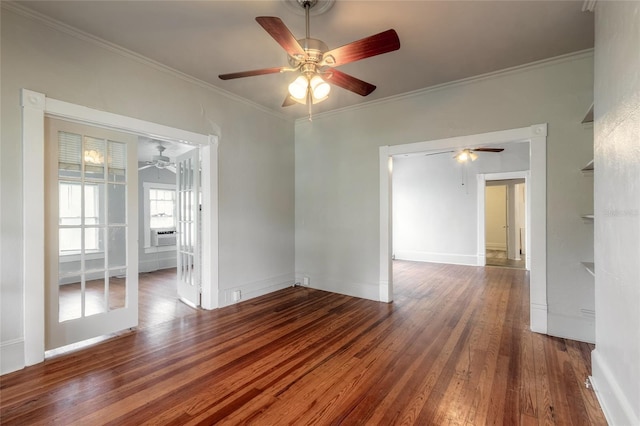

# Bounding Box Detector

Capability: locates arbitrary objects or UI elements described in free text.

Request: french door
[176,148,201,307]
[45,118,138,350]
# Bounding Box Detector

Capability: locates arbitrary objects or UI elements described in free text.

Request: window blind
[58,131,82,171]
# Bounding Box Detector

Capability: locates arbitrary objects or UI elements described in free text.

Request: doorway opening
[379,124,547,334]
[137,138,202,327]
[484,178,527,269]
[22,89,219,365]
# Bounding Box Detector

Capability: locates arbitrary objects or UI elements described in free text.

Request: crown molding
[297,48,594,124]
[2,1,293,123]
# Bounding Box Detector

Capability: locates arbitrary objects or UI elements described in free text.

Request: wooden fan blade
[324,69,376,96]
[320,29,400,67]
[256,17,306,59]
[472,148,504,152]
[219,67,289,80]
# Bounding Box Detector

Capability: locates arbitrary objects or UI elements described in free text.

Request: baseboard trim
[530,302,548,334]
[295,272,380,302]
[220,273,295,307]
[546,312,595,343]
[1,338,25,375]
[591,349,640,426]
[485,243,507,251]
[394,251,477,266]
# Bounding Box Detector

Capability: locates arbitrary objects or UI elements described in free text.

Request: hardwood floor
[1,261,605,425]
[136,268,199,329]
[58,268,197,330]
[486,249,526,269]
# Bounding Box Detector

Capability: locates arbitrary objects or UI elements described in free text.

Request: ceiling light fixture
[218,0,400,121]
[288,74,331,102]
[455,149,478,163]
[84,149,104,165]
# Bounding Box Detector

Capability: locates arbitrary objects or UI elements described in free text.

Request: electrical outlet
[303,276,310,286]
[232,290,241,302]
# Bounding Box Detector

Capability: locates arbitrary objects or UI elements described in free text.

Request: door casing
[21,89,219,366]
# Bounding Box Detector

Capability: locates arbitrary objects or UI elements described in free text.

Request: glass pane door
[45,118,138,350]
[176,148,200,307]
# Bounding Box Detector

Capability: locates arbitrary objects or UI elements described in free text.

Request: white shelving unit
[581,103,595,280]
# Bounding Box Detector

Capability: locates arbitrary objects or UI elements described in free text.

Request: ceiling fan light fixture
[288,75,308,100]
[455,150,469,163]
[310,75,330,99]
[455,149,478,163]
[84,149,104,165]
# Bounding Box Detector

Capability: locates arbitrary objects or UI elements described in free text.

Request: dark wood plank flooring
[0,261,605,425]
[58,268,197,330]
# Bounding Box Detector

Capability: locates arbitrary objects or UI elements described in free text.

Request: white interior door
[45,118,138,350]
[176,148,201,307]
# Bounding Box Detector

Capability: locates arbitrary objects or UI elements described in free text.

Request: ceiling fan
[138,144,176,173]
[424,147,505,163]
[218,0,400,117]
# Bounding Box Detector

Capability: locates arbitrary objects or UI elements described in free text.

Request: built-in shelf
[581,214,594,223]
[580,160,593,176]
[581,261,595,277]
[582,103,594,125]
[581,159,594,175]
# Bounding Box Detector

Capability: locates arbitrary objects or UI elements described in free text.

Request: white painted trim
[219,273,294,307]
[379,147,393,303]
[22,89,46,367]
[394,251,478,266]
[530,303,549,334]
[485,243,507,251]
[380,124,547,334]
[0,338,25,375]
[21,89,219,370]
[300,50,594,123]
[200,138,219,310]
[477,170,531,270]
[591,350,640,426]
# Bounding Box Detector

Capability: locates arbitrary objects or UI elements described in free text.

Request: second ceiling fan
[218,0,400,116]
[424,147,505,163]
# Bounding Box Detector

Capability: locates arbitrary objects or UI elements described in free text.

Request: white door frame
[477,172,530,270]
[21,89,219,366]
[379,124,547,334]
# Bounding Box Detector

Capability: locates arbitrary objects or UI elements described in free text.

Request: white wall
[591,2,640,425]
[392,145,528,265]
[0,7,295,374]
[485,185,507,251]
[295,52,595,340]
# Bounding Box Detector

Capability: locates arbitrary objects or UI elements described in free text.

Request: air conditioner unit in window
[151,228,176,247]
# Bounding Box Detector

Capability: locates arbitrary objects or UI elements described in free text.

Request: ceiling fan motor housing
[288,38,328,69]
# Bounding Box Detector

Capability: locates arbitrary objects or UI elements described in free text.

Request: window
[143,182,176,250]
[149,188,176,229]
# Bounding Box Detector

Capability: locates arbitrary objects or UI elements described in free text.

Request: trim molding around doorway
[477,171,530,269]
[21,88,219,367]
[379,124,547,335]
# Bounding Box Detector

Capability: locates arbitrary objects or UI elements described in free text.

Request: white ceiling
[16,1,594,121]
